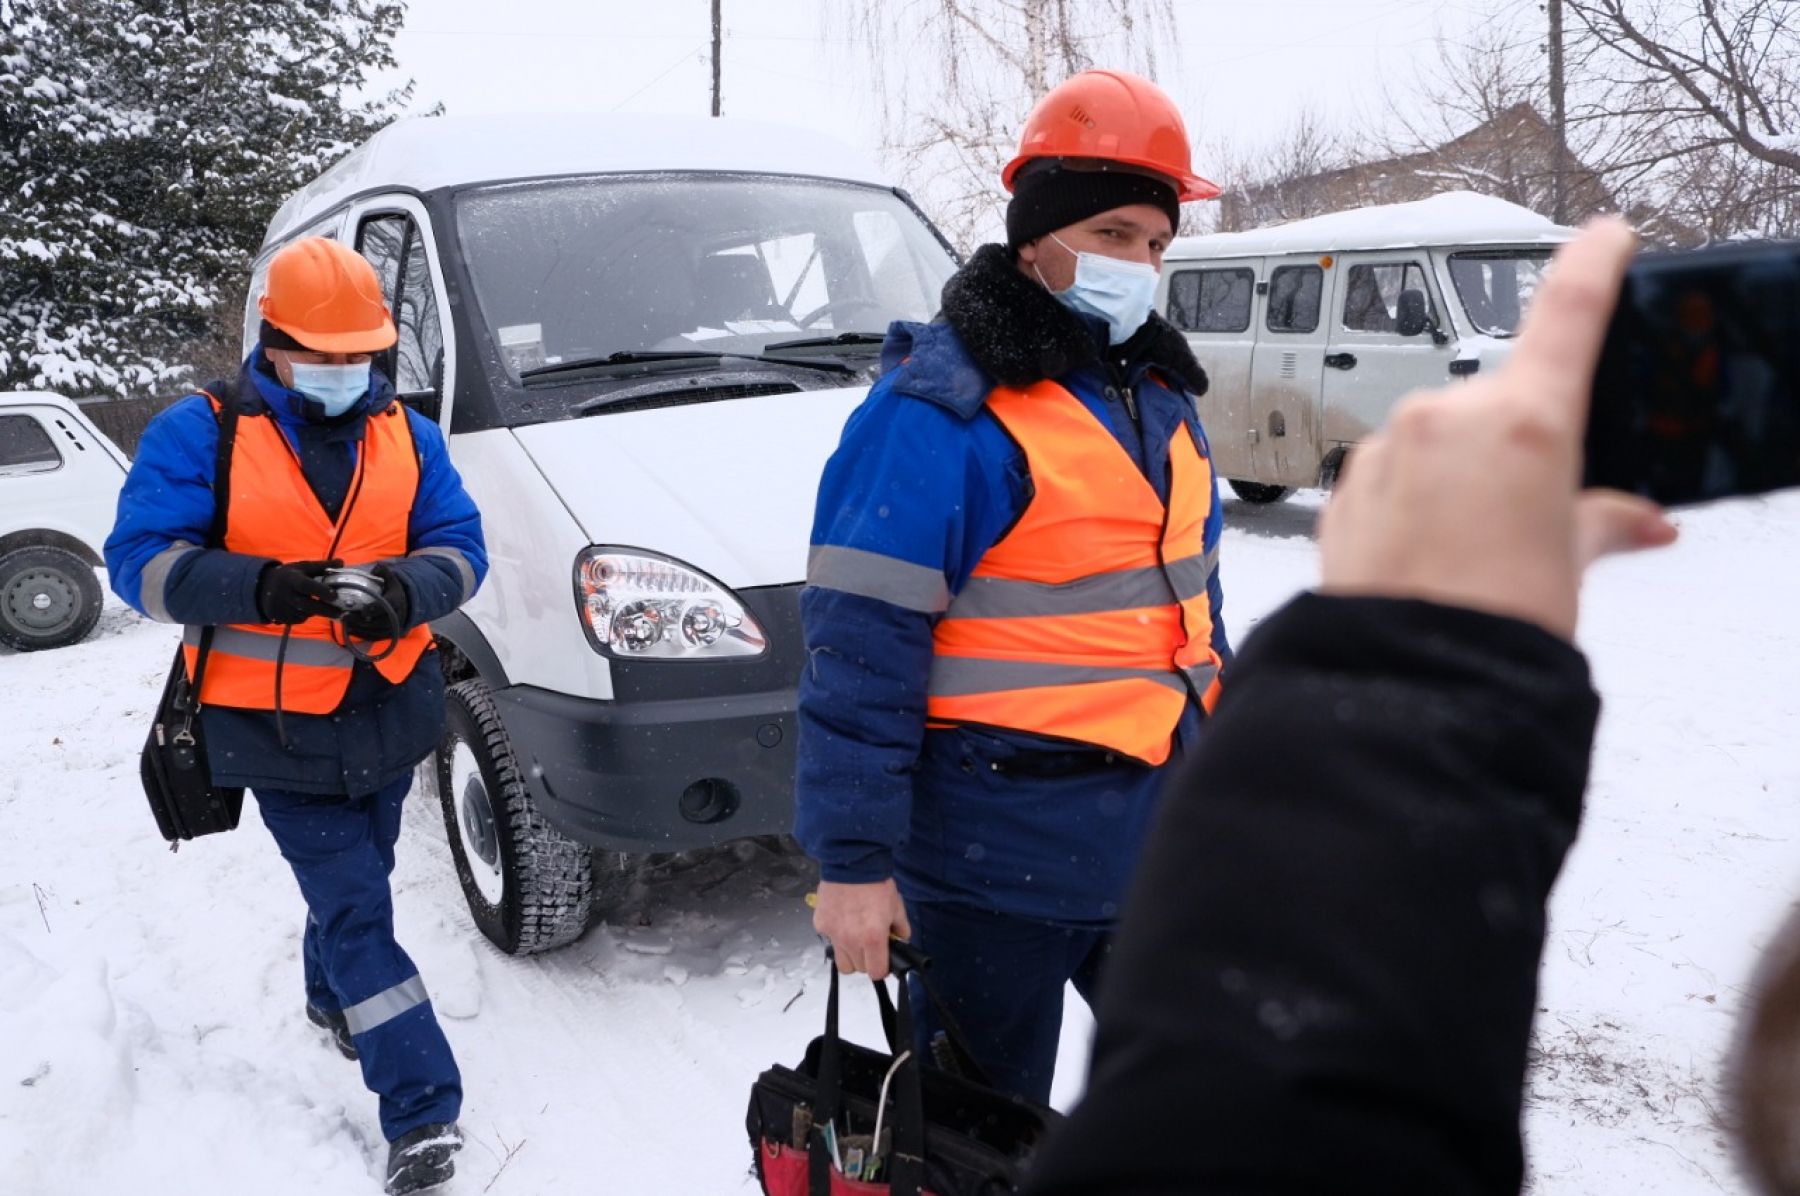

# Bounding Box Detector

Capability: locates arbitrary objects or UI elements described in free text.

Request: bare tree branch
[829,0,1182,251]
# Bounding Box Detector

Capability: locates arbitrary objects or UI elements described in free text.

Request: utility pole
[1547,0,1569,223]
[711,0,722,117]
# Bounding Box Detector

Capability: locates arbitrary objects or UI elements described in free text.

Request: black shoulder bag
[139,386,246,848]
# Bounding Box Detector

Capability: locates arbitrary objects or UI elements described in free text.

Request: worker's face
[1019,203,1174,293]
[265,347,375,390]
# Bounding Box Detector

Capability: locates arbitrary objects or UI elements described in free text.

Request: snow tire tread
[441,678,593,955]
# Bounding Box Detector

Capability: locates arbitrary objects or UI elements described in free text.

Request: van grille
[1280,352,1298,379]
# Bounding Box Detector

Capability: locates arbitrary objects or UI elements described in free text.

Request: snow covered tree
[0,0,415,397]
[831,0,1183,251]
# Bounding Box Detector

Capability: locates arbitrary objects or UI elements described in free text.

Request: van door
[1320,253,1456,450]
[1248,256,1333,488]
[343,196,456,431]
[1164,260,1260,480]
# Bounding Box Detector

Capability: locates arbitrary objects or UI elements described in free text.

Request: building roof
[264,113,891,248]
[1175,191,1578,260]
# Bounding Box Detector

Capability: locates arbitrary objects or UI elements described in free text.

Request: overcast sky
[379,0,1535,171]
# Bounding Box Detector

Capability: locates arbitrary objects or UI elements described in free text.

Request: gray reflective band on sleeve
[807,545,950,614]
[141,541,201,623]
[341,974,429,1037]
[1204,542,1220,579]
[182,625,355,669]
[412,546,477,603]
[928,656,1189,698]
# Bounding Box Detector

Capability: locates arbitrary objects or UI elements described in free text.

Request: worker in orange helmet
[797,70,1230,1103]
[106,237,486,1194]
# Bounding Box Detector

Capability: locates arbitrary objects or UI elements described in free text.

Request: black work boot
[384,1122,462,1195]
[305,1003,358,1061]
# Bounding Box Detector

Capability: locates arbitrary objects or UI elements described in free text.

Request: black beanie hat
[259,318,312,353]
[1005,163,1181,250]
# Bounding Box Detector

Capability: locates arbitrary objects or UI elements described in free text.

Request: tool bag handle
[812,950,926,1196]
[875,940,992,1088]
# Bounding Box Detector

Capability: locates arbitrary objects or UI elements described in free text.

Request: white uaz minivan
[1158,192,1574,503]
[250,114,959,954]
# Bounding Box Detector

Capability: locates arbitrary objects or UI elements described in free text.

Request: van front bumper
[493,682,798,852]
[485,583,806,853]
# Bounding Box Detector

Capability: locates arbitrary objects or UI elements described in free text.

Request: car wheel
[1226,479,1295,505]
[437,677,594,955]
[0,545,103,651]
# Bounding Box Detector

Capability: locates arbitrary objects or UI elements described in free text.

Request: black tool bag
[746,942,1059,1196]
[139,386,245,847]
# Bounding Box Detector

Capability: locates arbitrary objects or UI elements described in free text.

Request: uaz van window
[1448,250,1552,337]
[1169,268,1254,334]
[1266,265,1323,334]
[455,173,956,418]
[1341,262,1436,333]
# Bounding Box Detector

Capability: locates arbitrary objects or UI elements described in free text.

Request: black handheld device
[1585,238,1800,505]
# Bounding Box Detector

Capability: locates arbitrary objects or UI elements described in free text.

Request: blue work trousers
[256,774,462,1141]
[905,898,1112,1105]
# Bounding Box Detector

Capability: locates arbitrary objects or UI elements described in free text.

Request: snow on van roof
[1169,191,1575,260]
[263,113,891,248]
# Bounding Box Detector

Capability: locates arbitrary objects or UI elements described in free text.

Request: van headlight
[575,549,767,660]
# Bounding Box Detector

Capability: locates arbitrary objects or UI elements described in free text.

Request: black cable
[274,625,294,751]
[337,589,402,664]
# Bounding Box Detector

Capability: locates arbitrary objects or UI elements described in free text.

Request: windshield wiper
[521,348,853,382]
[761,331,889,353]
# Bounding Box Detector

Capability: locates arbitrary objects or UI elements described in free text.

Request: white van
[0,392,128,651]
[250,114,959,953]
[1158,192,1574,502]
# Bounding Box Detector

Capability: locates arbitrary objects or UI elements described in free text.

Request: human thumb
[1574,489,1678,570]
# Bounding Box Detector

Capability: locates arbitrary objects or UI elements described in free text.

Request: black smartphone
[1585,239,1800,505]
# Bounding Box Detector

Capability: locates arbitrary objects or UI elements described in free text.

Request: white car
[1158,192,1575,502]
[0,391,129,652]
[252,113,959,954]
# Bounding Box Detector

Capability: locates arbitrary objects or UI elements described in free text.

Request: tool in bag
[138,384,245,848]
[746,941,1059,1195]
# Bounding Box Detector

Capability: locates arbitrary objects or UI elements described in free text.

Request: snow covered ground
[2,489,1795,1194]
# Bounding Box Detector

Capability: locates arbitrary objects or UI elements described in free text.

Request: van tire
[1227,480,1294,505]
[0,545,103,652]
[437,678,594,955]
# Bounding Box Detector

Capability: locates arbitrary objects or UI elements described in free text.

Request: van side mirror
[1396,289,1430,338]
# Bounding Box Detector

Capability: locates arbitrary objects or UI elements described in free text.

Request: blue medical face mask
[1037,233,1160,345]
[288,361,371,418]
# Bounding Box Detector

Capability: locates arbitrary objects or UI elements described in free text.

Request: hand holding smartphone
[1585,239,1800,505]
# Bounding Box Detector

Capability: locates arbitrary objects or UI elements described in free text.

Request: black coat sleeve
[1021,593,1600,1196]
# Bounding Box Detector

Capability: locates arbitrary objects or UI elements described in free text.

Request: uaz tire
[1226,479,1294,505]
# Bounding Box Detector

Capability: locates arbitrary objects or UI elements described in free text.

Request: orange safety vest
[926,380,1222,766]
[182,396,433,714]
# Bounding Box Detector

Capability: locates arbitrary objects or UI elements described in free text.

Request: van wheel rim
[3,568,78,635]
[450,740,505,905]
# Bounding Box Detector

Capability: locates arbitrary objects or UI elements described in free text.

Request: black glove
[256,560,341,625]
[341,564,410,640]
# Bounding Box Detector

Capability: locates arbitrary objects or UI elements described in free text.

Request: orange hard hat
[1002,70,1220,202]
[258,237,397,354]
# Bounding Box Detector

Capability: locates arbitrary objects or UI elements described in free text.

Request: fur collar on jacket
[939,243,1209,396]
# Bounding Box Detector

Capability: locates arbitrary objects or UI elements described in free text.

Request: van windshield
[455,173,956,383]
[1447,250,1553,337]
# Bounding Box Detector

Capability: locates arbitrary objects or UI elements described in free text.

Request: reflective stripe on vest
[182,398,433,714]
[926,380,1222,765]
